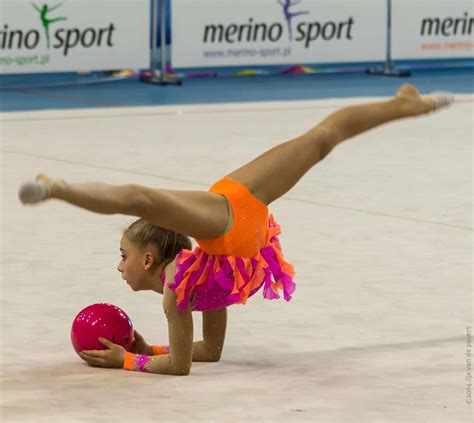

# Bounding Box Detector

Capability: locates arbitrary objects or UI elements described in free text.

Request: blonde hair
[123,218,192,263]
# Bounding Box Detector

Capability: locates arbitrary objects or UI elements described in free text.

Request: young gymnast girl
[19,84,453,376]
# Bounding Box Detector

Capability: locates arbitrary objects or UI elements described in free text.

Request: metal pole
[387,0,393,70]
[367,0,410,77]
[160,0,167,76]
[140,0,182,86]
[151,0,158,72]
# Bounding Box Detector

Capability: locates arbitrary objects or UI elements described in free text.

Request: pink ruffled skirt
[167,215,296,312]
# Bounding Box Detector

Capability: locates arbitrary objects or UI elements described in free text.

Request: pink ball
[71,303,134,355]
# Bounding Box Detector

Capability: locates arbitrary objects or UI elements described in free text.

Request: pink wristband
[123,352,152,373]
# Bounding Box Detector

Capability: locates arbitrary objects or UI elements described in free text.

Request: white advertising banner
[171,0,387,68]
[0,0,150,74]
[392,0,474,60]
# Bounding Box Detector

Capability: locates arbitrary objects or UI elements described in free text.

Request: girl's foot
[396,83,454,117]
[18,174,54,205]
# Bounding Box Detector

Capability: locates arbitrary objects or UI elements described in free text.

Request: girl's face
[117,236,149,291]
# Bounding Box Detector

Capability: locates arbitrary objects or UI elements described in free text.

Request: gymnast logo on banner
[278,0,310,41]
[32,3,69,50]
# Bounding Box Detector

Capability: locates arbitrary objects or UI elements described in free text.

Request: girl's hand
[130,330,152,355]
[79,338,126,368]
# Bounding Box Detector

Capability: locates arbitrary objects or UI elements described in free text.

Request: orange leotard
[196,177,268,257]
[166,177,296,311]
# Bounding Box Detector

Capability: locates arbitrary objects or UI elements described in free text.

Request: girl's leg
[19,84,451,238]
[20,175,231,239]
[226,84,453,205]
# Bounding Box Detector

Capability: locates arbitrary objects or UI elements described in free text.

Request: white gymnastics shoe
[428,92,455,111]
[18,181,50,205]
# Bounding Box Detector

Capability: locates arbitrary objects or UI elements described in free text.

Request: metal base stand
[366,63,411,77]
[140,71,182,86]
